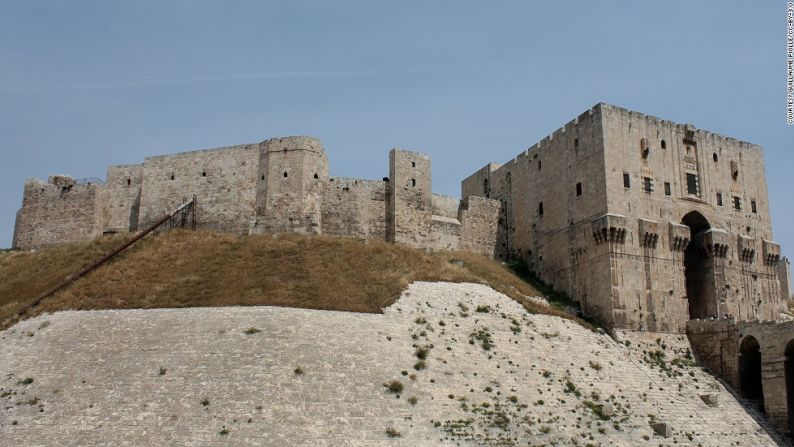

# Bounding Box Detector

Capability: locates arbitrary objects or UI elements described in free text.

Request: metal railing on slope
[20,196,197,314]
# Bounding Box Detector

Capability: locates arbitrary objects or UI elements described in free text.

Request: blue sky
[0,1,791,257]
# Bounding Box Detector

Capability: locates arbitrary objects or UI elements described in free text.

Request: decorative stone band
[762,239,781,266]
[638,218,659,249]
[737,234,756,263]
[695,228,730,259]
[669,222,690,252]
[592,213,627,245]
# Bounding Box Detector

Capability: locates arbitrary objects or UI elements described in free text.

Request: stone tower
[387,149,432,247]
[253,136,329,234]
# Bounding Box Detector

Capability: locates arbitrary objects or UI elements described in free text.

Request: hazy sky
[0,1,791,257]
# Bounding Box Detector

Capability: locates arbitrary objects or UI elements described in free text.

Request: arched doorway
[682,211,714,319]
[786,340,794,432]
[740,335,764,412]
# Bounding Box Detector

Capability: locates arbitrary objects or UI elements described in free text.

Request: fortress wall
[137,145,259,234]
[320,178,387,240]
[427,216,461,252]
[601,104,780,331]
[12,177,99,249]
[430,193,460,220]
[458,196,501,257]
[475,105,611,321]
[102,164,143,233]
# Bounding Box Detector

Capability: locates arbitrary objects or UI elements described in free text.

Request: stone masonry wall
[601,103,781,331]
[102,164,143,233]
[12,176,100,250]
[137,144,259,234]
[462,105,613,326]
[254,137,329,235]
[321,177,387,240]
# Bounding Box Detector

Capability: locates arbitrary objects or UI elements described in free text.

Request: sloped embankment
[0,282,777,446]
[2,230,588,329]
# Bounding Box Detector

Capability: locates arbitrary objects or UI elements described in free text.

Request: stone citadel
[12,103,785,334]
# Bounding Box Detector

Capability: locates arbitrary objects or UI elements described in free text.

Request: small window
[538,201,544,216]
[411,178,416,187]
[686,173,700,196]
[314,173,319,179]
[283,172,288,178]
[640,137,649,158]
[733,196,741,210]
[664,182,671,196]
[751,200,757,213]
[574,138,579,148]
[716,192,723,206]
[643,177,653,193]
[713,153,718,162]
[623,172,631,188]
[126,178,131,186]
[575,182,582,197]
[411,161,416,168]
[261,174,265,180]
[483,178,490,197]
[202,171,206,177]
[661,139,667,149]
[538,160,542,171]
[170,174,174,180]
[730,161,739,180]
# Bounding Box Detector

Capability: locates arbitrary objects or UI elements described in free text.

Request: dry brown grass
[0,235,126,327]
[1,230,589,329]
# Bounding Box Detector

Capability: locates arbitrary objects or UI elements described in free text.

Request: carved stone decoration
[669,222,690,251]
[763,239,781,266]
[700,228,730,259]
[592,213,627,244]
[639,218,659,248]
[737,235,756,263]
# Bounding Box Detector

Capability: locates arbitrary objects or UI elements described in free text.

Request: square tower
[388,149,432,247]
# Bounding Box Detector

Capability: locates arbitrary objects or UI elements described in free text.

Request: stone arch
[786,339,794,432]
[682,211,714,319]
[739,335,764,409]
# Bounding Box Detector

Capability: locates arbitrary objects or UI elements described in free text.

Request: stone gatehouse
[463,103,783,333]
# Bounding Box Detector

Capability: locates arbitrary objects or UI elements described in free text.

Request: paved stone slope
[0,282,781,446]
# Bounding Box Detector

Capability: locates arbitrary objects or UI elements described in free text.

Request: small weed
[407,396,418,405]
[219,426,229,436]
[589,361,602,371]
[17,378,33,386]
[294,367,304,375]
[243,327,261,335]
[159,367,167,376]
[385,427,402,438]
[414,360,427,371]
[475,305,491,313]
[384,380,403,394]
[415,347,429,360]
[201,398,210,406]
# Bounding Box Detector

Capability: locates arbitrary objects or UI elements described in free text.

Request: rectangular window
[538,201,544,216]
[733,196,741,210]
[664,182,671,196]
[643,177,653,193]
[623,172,631,188]
[751,200,757,213]
[716,193,723,206]
[576,182,582,197]
[686,173,700,197]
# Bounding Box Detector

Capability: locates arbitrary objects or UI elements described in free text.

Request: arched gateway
[681,211,715,320]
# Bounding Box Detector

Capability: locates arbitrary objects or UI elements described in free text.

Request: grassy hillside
[0,230,583,329]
